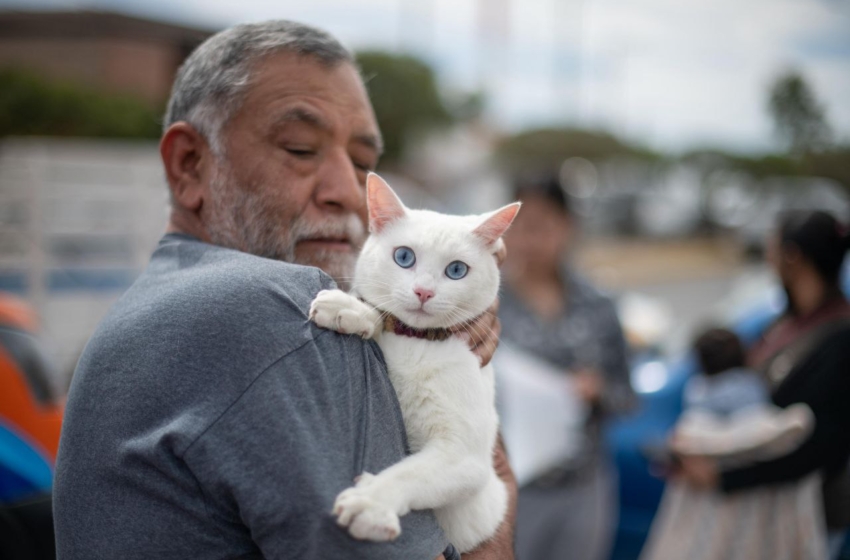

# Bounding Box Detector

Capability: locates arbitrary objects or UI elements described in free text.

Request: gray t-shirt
[53,233,446,560]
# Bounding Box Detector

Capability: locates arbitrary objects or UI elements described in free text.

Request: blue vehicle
[607,265,850,560]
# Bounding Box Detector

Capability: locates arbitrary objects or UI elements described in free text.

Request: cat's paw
[333,486,401,542]
[353,471,377,488]
[309,290,375,338]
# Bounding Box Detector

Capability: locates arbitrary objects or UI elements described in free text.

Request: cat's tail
[435,469,508,553]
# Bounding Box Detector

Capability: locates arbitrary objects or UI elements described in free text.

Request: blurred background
[0,0,848,558]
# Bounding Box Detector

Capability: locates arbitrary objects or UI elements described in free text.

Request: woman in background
[679,210,850,559]
[499,174,635,560]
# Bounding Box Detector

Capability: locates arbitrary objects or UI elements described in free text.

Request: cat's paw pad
[309,291,373,337]
[333,488,400,542]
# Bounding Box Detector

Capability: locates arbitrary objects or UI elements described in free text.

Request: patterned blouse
[498,266,635,470]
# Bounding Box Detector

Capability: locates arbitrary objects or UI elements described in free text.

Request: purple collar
[381,314,453,341]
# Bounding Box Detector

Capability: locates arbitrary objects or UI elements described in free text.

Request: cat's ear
[473,202,521,247]
[367,173,407,233]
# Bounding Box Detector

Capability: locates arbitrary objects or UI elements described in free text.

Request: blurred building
[0,137,167,381]
[0,10,213,382]
[0,10,214,105]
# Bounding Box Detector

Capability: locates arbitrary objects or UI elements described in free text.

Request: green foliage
[683,149,803,178]
[0,68,161,139]
[768,71,831,155]
[682,147,850,193]
[803,146,850,190]
[495,127,660,172]
[356,51,453,164]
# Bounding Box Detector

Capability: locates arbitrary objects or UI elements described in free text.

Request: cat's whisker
[444,307,500,346]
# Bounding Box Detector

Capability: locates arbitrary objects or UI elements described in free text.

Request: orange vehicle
[0,293,63,493]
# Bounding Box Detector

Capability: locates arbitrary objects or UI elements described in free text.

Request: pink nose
[414,288,434,304]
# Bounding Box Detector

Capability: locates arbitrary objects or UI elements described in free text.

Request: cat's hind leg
[436,469,508,552]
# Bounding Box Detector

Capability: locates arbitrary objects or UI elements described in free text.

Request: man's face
[202,52,381,286]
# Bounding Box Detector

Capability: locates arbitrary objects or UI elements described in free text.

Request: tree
[804,146,850,192]
[356,51,453,164]
[0,68,162,139]
[768,71,831,155]
[495,128,659,172]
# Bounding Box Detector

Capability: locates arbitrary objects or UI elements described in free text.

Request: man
[53,20,515,560]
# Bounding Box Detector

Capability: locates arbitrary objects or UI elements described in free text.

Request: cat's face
[354,174,520,330]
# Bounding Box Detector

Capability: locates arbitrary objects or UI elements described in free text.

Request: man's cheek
[356,209,368,234]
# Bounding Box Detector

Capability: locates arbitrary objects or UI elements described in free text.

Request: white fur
[309,184,514,552]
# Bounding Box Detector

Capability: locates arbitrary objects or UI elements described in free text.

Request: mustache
[290,214,367,248]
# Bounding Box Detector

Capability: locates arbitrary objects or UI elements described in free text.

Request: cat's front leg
[333,446,490,543]
[333,473,402,541]
[309,289,381,338]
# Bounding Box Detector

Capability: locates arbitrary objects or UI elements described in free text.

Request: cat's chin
[396,309,436,329]
[397,308,470,330]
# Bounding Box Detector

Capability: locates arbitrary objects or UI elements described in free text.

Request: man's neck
[167,210,210,243]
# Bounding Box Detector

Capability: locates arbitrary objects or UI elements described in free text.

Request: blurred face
[202,52,381,285]
[766,231,798,289]
[504,194,572,273]
[766,230,812,315]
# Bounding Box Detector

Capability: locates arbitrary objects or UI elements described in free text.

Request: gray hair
[164,20,354,154]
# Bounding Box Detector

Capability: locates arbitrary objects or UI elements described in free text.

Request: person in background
[639,326,825,560]
[498,173,635,560]
[684,327,767,417]
[679,210,850,559]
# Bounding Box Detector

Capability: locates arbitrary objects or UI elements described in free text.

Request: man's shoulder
[155,234,333,315]
[126,236,332,332]
[86,235,338,382]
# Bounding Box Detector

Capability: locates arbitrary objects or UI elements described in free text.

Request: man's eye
[285,148,316,157]
[353,161,373,172]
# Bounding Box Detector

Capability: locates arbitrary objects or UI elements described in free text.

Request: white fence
[0,137,168,387]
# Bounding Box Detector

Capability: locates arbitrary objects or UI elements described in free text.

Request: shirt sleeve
[181,336,446,560]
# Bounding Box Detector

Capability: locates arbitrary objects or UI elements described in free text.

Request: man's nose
[314,149,364,213]
[414,287,434,304]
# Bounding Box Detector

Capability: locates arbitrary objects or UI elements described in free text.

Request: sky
[4,0,850,153]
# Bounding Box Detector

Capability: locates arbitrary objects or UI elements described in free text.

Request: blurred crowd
[494,180,850,560]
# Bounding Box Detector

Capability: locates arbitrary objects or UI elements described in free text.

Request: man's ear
[160,122,213,212]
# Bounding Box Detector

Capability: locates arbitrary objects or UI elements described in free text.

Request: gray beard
[205,160,365,290]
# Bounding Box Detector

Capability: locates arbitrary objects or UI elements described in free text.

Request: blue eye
[445,261,469,280]
[393,246,416,268]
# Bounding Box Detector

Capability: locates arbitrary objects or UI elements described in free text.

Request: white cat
[309,173,519,553]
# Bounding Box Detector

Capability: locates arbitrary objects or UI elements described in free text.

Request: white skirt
[640,473,827,560]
